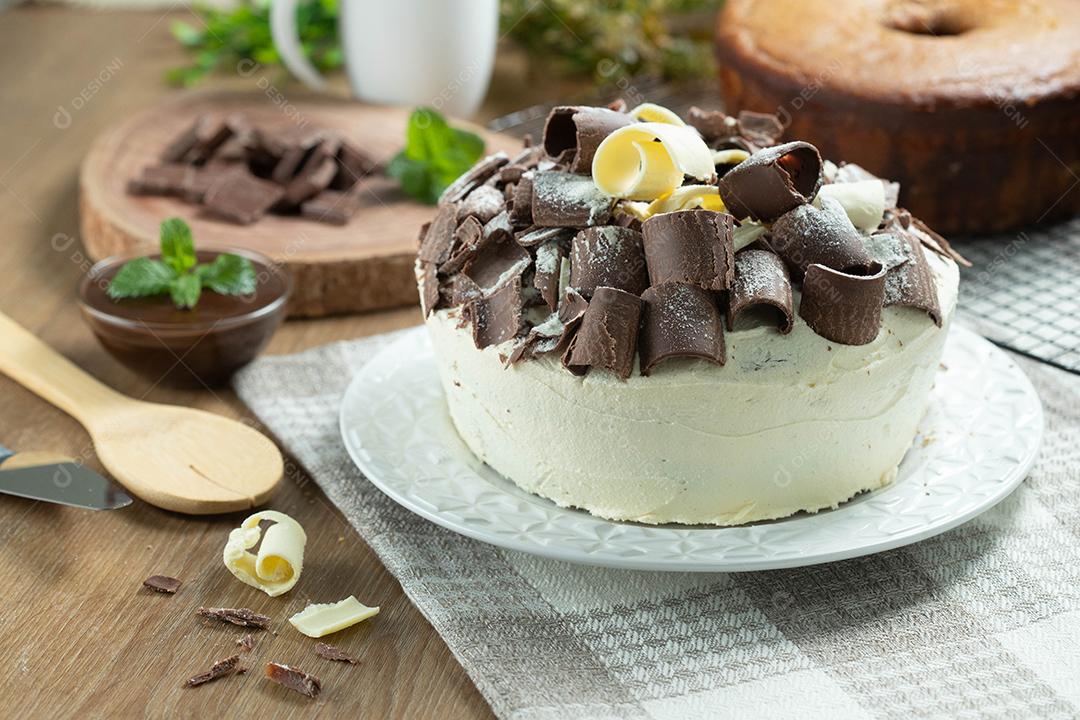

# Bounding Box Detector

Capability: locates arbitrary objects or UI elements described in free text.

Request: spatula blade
[0,463,133,510]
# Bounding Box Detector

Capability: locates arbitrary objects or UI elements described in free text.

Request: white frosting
[426,249,959,526]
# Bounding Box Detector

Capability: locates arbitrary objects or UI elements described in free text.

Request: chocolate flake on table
[799,262,887,346]
[564,286,643,379]
[531,171,613,228]
[458,185,506,225]
[301,187,365,226]
[265,662,321,699]
[770,196,876,276]
[639,282,726,375]
[142,574,182,594]
[197,607,272,630]
[440,152,509,205]
[717,141,823,222]
[315,642,360,665]
[508,289,589,363]
[185,654,242,688]
[569,226,649,299]
[534,240,565,311]
[728,249,794,333]
[237,634,257,652]
[542,106,635,172]
[202,172,285,226]
[641,209,734,291]
[865,232,942,326]
[463,275,525,349]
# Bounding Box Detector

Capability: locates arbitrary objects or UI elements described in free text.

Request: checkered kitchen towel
[234,327,1080,719]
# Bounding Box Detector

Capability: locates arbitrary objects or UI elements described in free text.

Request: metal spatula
[0,444,132,510]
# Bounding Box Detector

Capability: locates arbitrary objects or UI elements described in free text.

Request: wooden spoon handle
[0,311,127,429]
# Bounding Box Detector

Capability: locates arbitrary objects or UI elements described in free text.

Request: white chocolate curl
[814,180,886,232]
[628,103,686,126]
[647,185,725,216]
[592,122,715,201]
[222,510,307,597]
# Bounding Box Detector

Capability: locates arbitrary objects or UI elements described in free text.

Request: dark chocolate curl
[799,263,887,346]
[458,184,506,224]
[439,215,484,275]
[463,275,525,349]
[542,106,634,172]
[736,111,784,147]
[770,196,876,276]
[641,210,735,291]
[515,226,574,250]
[866,232,942,326]
[508,289,589,364]
[639,283,726,375]
[563,287,642,379]
[569,226,649,299]
[419,261,441,316]
[510,174,534,227]
[418,203,459,266]
[440,152,509,204]
[534,240,564,311]
[462,235,531,296]
[717,141,823,222]
[686,107,737,144]
[531,171,613,228]
[728,249,794,334]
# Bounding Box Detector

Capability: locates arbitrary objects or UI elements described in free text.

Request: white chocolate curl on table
[222,510,307,597]
[592,122,715,201]
[814,180,886,232]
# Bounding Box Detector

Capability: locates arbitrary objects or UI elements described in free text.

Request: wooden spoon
[0,311,282,514]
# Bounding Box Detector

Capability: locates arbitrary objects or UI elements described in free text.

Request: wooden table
[0,7,581,717]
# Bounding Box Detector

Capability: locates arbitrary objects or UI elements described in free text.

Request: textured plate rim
[340,325,1044,572]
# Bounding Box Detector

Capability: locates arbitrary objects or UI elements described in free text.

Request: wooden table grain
[0,6,578,717]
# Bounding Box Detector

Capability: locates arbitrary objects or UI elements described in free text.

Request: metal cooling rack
[489,83,1080,374]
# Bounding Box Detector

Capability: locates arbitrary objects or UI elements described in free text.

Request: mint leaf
[106,258,176,300]
[387,151,440,205]
[387,108,485,205]
[196,253,257,296]
[160,217,197,275]
[169,273,202,309]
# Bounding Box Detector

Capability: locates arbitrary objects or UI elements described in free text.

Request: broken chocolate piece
[458,184,506,225]
[418,203,460,266]
[143,575,182,594]
[419,261,441,316]
[462,233,532,295]
[799,262,887,346]
[564,286,643,379]
[771,195,876,276]
[728,249,794,334]
[280,155,338,208]
[265,662,321,698]
[127,164,192,197]
[301,187,364,225]
[865,232,942,326]
[534,240,564,311]
[202,172,285,225]
[463,275,525,349]
[639,283,726,375]
[196,607,272,630]
[515,226,573,250]
[185,654,242,688]
[186,116,235,166]
[717,141,823,222]
[641,209,734,291]
[686,107,737,144]
[509,173,534,227]
[508,289,589,363]
[237,634,256,652]
[440,152,509,204]
[569,226,649,299]
[542,106,635,172]
[315,642,360,665]
[181,164,246,203]
[531,171,613,228]
[736,110,784,147]
[332,140,379,190]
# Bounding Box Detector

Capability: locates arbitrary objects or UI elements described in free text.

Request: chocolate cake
[715,0,1080,233]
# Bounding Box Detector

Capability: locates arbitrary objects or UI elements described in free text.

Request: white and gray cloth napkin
[234,327,1080,720]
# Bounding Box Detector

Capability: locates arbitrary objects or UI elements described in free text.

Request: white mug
[270,0,499,118]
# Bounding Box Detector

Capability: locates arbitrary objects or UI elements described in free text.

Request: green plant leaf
[169,273,202,310]
[387,108,485,205]
[160,217,197,275]
[196,253,258,296]
[106,258,177,300]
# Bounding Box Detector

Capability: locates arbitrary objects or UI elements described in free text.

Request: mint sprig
[386,108,485,205]
[107,217,257,310]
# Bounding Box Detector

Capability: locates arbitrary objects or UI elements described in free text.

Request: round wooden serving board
[80,91,523,317]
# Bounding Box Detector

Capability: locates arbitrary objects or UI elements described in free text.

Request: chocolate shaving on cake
[770,196,876,276]
[463,275,525,348]
[515,226,573,250]
[728,249,794,333]
[419,261,441,316]
[508,289,589,363]
[143,575,182,594]
[197,607,272,630]
[542,106,634,172]
[462,234,531,295]
[315,642,360,665]
[202,172,285,225]
[909,214,971,267]
[418,203,461,266]
[717,141,823,222]
[569,226,649,299]
[641,209,734,291]
[686,107,738,145]
[865,232,942,326]
[458,184,506,224]
[185,654,242,688]
[531,171,613,228]
[563,287,643,379]
[510,173,534,227]
[440,215,486,275]
[265,662,321,699]
[440,152,509,204]
[451,274,482,308]
[736,111,784,147]
[799,262,887,346]
[639,282,726,375]
[237,634,256,652]
[534,240,565,311]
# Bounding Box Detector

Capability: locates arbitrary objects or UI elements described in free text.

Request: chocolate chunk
[196,607,271,629]
[451,274,482,307]
[641,209,734,291]
[865,232,942,326]
[181,164,245,203]
[301,187,364,225]
[440,152,509,204]
[333,140,380,190]
[531,171,613,228]
[315,642,359,665]
[770,196,876,276]
[417,203,460,266]
[508,289,590,364]
[161,121,200,163]
[186,116,235,165]
[534,240,564,311]
[717,141,823,222]
[202,172,285,225]
[499,165,526,184]
[462,233,532,295]
[639,283,726,375]
[463,275,525,349]
[569,226,649,299]
[510,173,535,228]
[799,262,886,346]
[186,654,242,688]
[736,111,784,147]
[127,164,191,196]
[542,106,635,172]
[142,575,182,594]
[728,249,794,334]
[265,662,321,698]
[515,226,573,250]
[270,131,325,185]
[564,287,643,379]
[441,215,487,276]
[419,261,441,316]
[458,184,505,225]
[686,107,737,144]
[280,155,337,208]
[237,634,256,652]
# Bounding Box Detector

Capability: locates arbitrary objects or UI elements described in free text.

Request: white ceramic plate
[340,325,1043,572]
